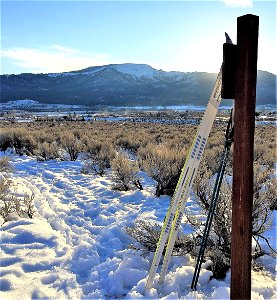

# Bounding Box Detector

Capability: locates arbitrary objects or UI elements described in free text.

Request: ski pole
[191,147,230,290]
[191,111,234,290]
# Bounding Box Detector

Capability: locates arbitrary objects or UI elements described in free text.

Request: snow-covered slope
[75,63,182,80]
[78,63,162,79]
[113,63,159,78]
[0,153,276,299]
[0,99,88,110]
[2,99,40,108]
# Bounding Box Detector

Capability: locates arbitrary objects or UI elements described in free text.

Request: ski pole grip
[222,43,237,99]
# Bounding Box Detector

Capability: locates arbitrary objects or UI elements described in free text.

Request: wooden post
[231,14,259,300]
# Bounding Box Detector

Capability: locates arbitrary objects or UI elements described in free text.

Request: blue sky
[1,0,276,74]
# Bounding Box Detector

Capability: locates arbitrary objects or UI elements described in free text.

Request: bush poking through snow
[60,132,83,161]
[111,153,142,191]
[35,141,60,161]
[23,194,36,219]
[115,135,142,154]
[0,131,13,152]
[189,157,276,279]
[126,219,194,255]
[0,157,13,173]
[0,177,14,222]
[84,141,116,176]
[126,219,161,252]
[138,143,187,197]
[0,177,35,223]
[0,129,37,155]
[127,149,276,280]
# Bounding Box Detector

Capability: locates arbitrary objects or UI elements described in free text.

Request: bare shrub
[0,131,13,152]
[23,194,35,219]
[126,219,193,255]
[0,177,35,223]
[0,157,13,173]
[266,178,277,211]
[0,154,34,223]
[0,178,14,222]
[202,147,223,175]
[126,219,162,252]
[115,135,142,153]
[189,156,275,278]
[36,131,57,144]
[255,125,276,169]
[84,141,116,175]
[0,129,36,155]
[35,141,60,161]
[127,131,275,280]
[60,132,83,161]
[111,153,141,191]
[252,163,276,244]
[254,139,275,169]
[139,143,187,197]
[12,129,37,155]
[192,159,213,210]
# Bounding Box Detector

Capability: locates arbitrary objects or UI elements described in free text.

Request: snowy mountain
[76,63,166,78]
[1,64,276,106]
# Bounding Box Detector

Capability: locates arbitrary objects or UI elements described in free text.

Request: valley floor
[0,153,276,299]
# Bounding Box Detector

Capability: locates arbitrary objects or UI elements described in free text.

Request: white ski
[146,67,223,290]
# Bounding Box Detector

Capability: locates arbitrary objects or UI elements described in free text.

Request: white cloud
[48,44,81,54]
[1,45,116,74]
[223,0,253,7]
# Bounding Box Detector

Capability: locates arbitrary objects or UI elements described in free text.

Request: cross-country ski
[146,67,223,289]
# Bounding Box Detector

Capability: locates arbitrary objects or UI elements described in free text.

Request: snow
[1,218,82,299]
[112,64,160,78]
[1,99,40,107]
[211,287,230,299]
[46,64,160,79]
[0,99,88,111]
[82,63,162,79]
[48,72,80,77]
[0,153,276,299]
[47,64,165,79]
[84,63,186,80]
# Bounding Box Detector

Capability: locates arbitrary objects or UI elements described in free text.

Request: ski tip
[225,32,233,44]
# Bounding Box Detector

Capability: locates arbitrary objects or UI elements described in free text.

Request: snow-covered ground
[0,99,88,111]
[0,153,276,299]
[0,99,275,113]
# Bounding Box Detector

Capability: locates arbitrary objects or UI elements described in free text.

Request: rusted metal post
[231,14,259,300]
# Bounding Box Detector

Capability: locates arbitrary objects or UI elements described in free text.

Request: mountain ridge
[1,63,276,106]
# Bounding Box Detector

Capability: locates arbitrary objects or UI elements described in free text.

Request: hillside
[1,64,276,106]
